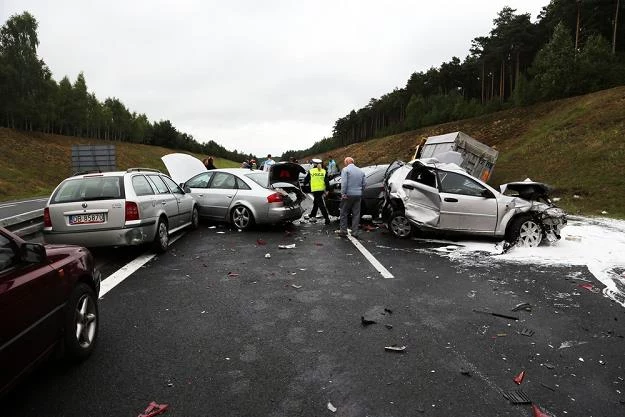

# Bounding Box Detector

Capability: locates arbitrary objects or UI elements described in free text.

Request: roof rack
[73,169,103,176]
[126,168,161,173]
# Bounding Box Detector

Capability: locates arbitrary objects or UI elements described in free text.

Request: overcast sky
[2,0,549,156]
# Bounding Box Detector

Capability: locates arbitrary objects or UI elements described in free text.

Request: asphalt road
[3,218,625,417]
[0,197,48,220]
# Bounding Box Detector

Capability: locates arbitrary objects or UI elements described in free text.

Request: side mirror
[181,184,191,193]
[20,243,47,264]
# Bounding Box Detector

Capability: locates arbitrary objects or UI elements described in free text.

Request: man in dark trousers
[304,158,331,225]
[336,156,366,238]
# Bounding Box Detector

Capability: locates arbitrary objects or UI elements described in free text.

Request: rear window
[132,175,155,196]
[245,172,269,188]
[51,176,124,203]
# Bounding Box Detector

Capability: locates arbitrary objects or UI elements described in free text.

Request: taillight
[43,207,52,227]
[125,201,140,221]
[267,192,283,203]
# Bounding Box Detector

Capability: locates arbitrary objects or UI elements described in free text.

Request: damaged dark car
[382,159,567,247]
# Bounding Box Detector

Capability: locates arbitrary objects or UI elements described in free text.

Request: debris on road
[327,402,337,413]
[578,283,600,293]
[540,382,556,391]
[227,272,239,278]
[385,324,393,330]
[559,340,588,349]
[520,328,535,337]
[513,370,526,385]
[543,363,555,369]
[278,244,296,249]
[208,226,217,229]
[384,308,393,315]
[460,368,472,377]
[361,316,376,326]
[502,390,531,404]
[216,231,226,234]
[512,302,532,312]
[531,404,550,417]
[384,345,406,352]
[291,284,302,289]
[256,239,267,245]
[138,402,169,417]
[265,253,271,259]
[473,309,519,321]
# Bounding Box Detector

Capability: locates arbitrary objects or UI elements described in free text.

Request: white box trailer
[415,131,498,182]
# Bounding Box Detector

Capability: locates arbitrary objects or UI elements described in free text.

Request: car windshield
[51,176,124,203]
[245,172,269,189]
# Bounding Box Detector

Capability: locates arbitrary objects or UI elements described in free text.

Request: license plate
[69,213,106,225]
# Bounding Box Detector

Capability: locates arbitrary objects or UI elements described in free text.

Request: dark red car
[0,227,101,396]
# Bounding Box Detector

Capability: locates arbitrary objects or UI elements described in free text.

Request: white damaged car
[382,159,567,247]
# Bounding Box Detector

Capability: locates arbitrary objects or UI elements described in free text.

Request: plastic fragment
[265,253,271,258]
[384,345,406,352]
[543,363,555,369]
[208,226,217,229]
[579,357,584,362]
[532,404,549,417]
[512,302,532,312]
[513,370,526,385]
[473,309,518,320]
[384,308,393,315]
[578,283,600,293]
[291,284,302,289]
[361,316,376,326]
[278,244,296,249]
[227,272,239,278]
[137,402,169,417]
[216,231,226,234]
[256,239,267,245]
[327,402,337,413]
[385,324,393,330]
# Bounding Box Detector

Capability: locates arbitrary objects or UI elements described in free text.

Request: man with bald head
[335,156,366,238]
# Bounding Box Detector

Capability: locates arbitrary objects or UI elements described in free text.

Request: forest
[0,11,249,162]
[283,0,625,159]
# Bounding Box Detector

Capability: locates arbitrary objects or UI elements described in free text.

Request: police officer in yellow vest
[305,158,331,225]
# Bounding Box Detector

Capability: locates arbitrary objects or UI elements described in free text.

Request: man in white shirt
[263,154,276,172]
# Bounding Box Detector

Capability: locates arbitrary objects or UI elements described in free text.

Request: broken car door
[402,164,441,227]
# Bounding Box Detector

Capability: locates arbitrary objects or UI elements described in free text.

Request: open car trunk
[269,162,307,205]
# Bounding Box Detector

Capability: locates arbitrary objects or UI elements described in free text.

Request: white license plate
[69,213,106,225]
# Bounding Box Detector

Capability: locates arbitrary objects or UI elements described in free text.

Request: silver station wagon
[43,168,199,252]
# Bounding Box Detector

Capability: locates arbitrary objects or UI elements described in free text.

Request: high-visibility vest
[309,167,326,192]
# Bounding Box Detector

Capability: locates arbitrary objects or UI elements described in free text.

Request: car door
[402,164,441,227]
[437,171,498,233]
[161,175,194,226]
[146,175,180,228]
[185,172,214,217]
[0,233,62,393]
[205,172,239,220]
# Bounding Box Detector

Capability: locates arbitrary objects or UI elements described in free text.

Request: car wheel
[507,215,543,247]
[388,211,413,238]
[64,283,98,361]
[190,206,200,230]
[153,219,169,253]
[231,205,254,230]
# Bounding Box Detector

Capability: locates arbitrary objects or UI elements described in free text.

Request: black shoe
[324,219,331,225]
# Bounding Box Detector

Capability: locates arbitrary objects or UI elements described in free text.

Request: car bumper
[266,205,303,223]
[43,223,157,248]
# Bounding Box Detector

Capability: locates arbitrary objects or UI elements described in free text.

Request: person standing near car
[327,155,338,175]
[336,157,366,238]
[263,154,276,172]
[305,158,331,225]
[203,156,216,170]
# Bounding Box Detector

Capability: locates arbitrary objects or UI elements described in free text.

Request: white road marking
[99,233,184,298]
[0,198,48,208]
[347,234,394,279]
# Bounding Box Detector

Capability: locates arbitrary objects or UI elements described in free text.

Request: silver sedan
[162,154,306,230]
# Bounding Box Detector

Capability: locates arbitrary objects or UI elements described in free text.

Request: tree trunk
[575,1,581,54]
[515,51,521,91]
[614,0,621,55]
[481,61,485,104]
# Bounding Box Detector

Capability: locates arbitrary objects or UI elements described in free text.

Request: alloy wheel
[518,220,542,247]
[74,294,97,349]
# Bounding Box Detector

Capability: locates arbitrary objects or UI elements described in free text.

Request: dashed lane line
[347,233,394,279]
[99,234,184,298]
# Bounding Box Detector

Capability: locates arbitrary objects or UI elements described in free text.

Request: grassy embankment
[0,128,239,201]
[306,87,625,218]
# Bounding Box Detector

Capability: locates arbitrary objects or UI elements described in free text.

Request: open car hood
[269,162,305,187]
[500,179,552,201]
[161,153,206,185]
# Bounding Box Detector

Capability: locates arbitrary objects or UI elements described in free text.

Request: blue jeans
[339,196,361,234]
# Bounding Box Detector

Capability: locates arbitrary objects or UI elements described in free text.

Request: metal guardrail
[0,209,44,237]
